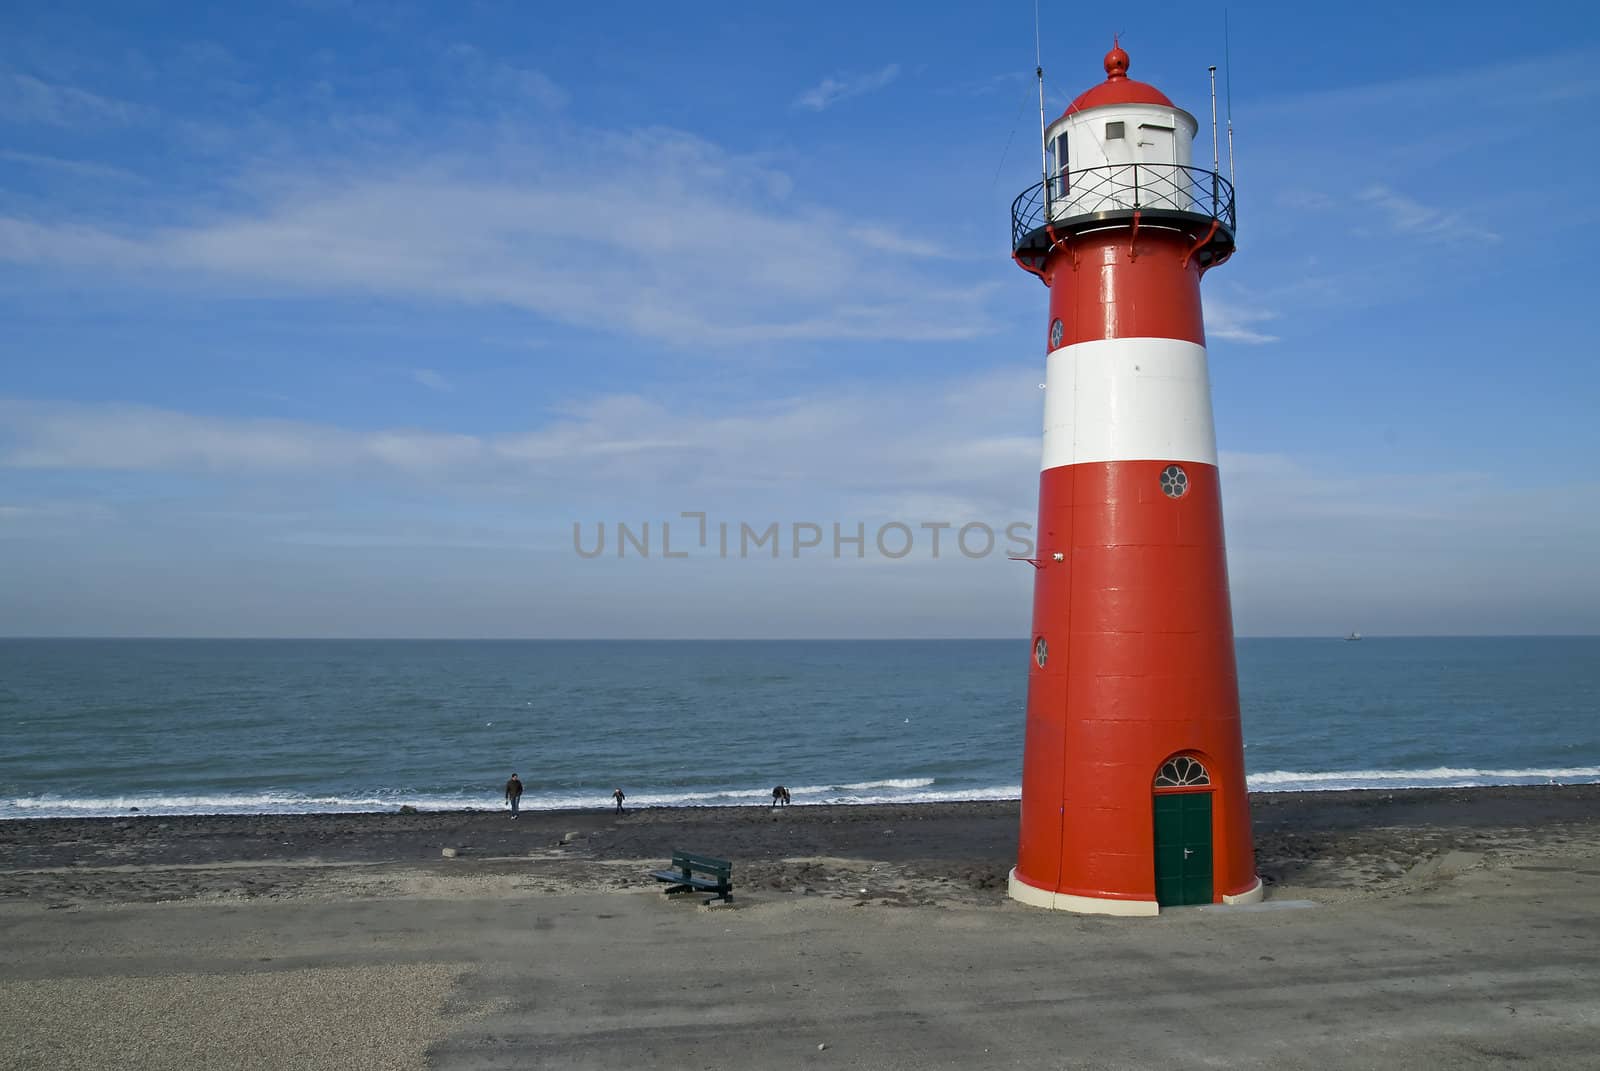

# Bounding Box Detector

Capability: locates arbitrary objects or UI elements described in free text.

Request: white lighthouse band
[1041,337,1218,471]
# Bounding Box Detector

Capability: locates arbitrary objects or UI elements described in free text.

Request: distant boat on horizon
[1346,631,1363,641]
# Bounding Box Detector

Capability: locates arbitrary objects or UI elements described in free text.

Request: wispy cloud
[1274,190,1335,212]
[794,64,900,111]
[1257,48,1600,122]
[0,371,1041,516]
[1358,184,1500,244]
[410,368,452,392]
[0,127,993,346]
[938,71,1031,98]
[445,44,567,111]
[0,500,115,524]
[1204,295,1278,344]
[6,397,1596,635]
[849,225,962,259]
[0,150,143,182]
[0,71,143,126]
[1218,450,1600,635]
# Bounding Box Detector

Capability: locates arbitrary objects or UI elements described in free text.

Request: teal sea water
[1,638,1596,819]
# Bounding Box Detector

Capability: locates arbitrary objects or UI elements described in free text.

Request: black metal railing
[1011,163,1235,252]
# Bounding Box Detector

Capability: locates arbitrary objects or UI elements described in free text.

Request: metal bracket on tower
[1045,220,1065,256]
[1180,218,1221,270]
[1011,253,1048,283]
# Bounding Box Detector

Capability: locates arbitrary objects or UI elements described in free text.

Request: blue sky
[1,1,1597,637]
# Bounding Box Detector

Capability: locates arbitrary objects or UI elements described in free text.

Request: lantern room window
[1049,133,1071,199]
[1105,121,1125,140]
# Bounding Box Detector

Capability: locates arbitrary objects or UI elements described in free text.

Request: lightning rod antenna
[1036,0,1048,188]
[1225,9,1236,189]
[1208,65,1219,176]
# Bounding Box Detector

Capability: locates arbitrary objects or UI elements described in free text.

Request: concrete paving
[3,847,1598,1070]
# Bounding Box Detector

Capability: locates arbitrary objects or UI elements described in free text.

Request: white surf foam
[0,791,493,818]
[835,778,937,791]
[1246,766,1600,792]
[0,781,1002,819]
[4,767,1596,819]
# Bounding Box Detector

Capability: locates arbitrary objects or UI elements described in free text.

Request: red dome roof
[1063,40,1173,116]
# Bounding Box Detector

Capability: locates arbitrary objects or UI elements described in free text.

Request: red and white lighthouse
[1007,42,1261,914]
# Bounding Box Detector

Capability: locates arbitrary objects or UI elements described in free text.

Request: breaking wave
[1245,767,1600,792]
[0,779,996,819]
[3,768,1595,819]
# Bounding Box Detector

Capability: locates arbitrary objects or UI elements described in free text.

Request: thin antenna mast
[1208,65,1219,175]
[1224,9,1236,188]
[1035,0,1048,188]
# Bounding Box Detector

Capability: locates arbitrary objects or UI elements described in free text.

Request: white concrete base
[1222,876,1266,905]
[1008,869,1268,915]
[1197,898,1315,913]
[1007,868,1160,917]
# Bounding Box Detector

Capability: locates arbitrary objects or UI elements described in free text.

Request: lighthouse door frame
[1152,753,1216,907]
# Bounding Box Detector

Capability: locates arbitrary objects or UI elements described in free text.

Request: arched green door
[1153,791,1213,906]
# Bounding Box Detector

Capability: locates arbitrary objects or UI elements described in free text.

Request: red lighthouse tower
[1007,42,1261,914]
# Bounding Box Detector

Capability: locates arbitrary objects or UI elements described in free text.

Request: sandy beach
[3,786,1599,1068]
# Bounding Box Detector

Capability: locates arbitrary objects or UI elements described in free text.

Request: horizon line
[3,634,1596,642]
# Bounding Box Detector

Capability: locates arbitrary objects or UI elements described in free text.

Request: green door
[1153,792,1214,906]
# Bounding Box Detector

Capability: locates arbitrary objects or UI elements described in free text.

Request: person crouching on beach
[505,773,523,818]
[612,787,625,814]
[771,785,791,808]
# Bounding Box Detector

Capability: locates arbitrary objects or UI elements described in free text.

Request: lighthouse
[1007,41,1262,915]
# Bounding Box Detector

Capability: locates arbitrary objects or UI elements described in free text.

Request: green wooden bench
[649,850,733,904]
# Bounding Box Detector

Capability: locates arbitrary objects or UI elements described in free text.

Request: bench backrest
[671,851,732,882]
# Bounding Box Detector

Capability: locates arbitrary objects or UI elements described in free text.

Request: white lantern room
[1044,42,1202,220]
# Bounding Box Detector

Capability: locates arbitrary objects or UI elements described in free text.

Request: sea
[1,638,1596,820]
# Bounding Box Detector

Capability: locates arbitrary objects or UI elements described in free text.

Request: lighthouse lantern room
[1008,41,1261,915]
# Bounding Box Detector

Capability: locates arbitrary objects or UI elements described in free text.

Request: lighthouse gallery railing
[1011,163,1235,252]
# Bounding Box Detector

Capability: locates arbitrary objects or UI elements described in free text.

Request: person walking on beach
[612,787,626,815]
[505,773,523,818]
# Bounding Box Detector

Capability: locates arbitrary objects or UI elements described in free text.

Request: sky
[1,0,1597,638]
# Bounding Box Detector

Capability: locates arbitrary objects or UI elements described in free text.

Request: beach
[3,786,1599,1068]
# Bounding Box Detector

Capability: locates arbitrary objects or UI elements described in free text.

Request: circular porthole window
[1034,636,1048,668]
[1048,319,1064,349]
[1160,464,1188,499]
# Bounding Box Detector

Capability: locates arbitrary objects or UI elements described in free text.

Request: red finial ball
[1104,37,1129,80]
